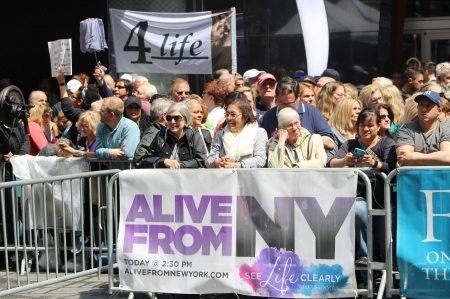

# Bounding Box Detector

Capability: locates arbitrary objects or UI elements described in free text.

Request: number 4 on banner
[124,21,152,64]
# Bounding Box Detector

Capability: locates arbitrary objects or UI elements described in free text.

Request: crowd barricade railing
[385,168,398,298]
[0,166,121,297]
[106,168,391,299]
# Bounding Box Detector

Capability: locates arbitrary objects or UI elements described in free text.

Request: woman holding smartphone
[329,107,396,272]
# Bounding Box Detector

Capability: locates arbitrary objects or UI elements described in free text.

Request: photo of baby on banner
[211,11,232,71]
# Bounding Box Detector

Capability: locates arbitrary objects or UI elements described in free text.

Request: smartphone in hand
[353,148,367,158]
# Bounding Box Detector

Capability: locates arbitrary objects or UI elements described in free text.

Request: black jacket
[134,126,206,169]
[0,123,30,159]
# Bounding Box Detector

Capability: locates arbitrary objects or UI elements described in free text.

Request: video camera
[0,85,32,131]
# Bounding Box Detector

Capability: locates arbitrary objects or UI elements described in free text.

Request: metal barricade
[106,168,391,299]
[0,169,120,296]
[385,168,401,299]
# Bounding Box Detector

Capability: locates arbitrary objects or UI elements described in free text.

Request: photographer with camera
[0,86,31,246]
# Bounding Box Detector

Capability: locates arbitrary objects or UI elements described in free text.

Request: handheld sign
[48,39,72,77]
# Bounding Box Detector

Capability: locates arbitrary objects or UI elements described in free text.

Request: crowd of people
[1,60,450,287]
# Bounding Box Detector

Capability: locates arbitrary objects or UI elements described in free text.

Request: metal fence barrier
[0,166,121,296]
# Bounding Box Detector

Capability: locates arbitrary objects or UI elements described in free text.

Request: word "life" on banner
[124,21,208,65]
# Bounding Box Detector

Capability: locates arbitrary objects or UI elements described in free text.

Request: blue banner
[397,168,450,298]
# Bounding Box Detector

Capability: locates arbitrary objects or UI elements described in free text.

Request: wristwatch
[59,82,65,86]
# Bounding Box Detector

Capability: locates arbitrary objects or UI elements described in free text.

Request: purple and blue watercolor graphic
[239,248,349,297]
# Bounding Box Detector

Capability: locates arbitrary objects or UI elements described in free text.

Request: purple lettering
[123,224,148,253]
[149,225,174,254]
[125,194,174,223]
[174,195,232,223]
[173,225,202,255]
[202,226,232,256]
[210,196,232,223]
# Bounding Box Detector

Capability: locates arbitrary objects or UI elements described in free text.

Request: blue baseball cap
[414,91,442,108]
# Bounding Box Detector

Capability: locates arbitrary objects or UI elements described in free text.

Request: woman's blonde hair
[76,110,101,135]
[316,81,345,121]
[329,97,361,139]
[359,84,383,108]
[381,85,404,124]
[402,95,419,123]
[28,103,52,127]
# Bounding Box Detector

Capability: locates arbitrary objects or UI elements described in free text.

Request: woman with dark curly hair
[207,92,268,168]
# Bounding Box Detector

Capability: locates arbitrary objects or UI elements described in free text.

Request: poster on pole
[117,169,357,298]
[47,39,72,77]
[109,8,236,74]
[397,168,450,299]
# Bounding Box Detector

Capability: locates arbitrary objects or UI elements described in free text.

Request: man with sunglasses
[114,79,132,102]
[168,78,191,102]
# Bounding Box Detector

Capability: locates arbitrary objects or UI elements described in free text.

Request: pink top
[141,101,151,117]
[28,122,49,155]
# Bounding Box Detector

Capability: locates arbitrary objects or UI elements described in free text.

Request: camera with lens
[0,85,32,130]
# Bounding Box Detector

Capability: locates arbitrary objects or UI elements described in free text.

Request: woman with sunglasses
[371,103,395,139]
[134,102,206,169]
[207,92,268,168]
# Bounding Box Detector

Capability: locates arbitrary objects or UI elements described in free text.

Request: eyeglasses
[115,85,126,89]
[284,121,301,130]
[278,99,298,108]
[166,115,184,122]
[224,112,242,119]
[176,91,190,96]
[380,114,390,120]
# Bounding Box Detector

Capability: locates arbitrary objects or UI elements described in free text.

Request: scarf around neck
[223,122,258,161]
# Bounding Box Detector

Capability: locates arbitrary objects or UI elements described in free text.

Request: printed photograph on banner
[211,11,232,71]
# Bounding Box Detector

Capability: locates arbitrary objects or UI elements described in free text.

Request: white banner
[48,39,72,77]
[118,169,357,297]
[109,8,236,74]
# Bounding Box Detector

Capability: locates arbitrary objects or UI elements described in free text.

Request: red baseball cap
[257,73,277,85]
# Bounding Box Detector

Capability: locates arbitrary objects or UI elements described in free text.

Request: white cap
[66,79,82,93]
[120,74,133,82]
[243,69,261,83]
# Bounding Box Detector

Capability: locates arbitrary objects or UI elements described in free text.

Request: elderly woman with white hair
[134,102,206,169]
[268,108,326,168]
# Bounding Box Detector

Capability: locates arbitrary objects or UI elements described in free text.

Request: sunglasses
[176,91,190,95]
[115,85,126,89]
[166,115,184,122]
[380,114,390,120]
